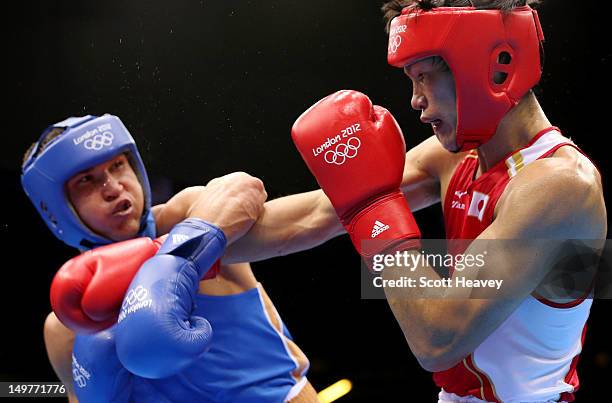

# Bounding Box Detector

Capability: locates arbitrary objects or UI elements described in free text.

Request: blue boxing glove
[72,325,133,403]
[115,218,226,379]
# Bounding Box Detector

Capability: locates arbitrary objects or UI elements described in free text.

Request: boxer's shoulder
[509,145,601,198]
[43,312,74,365]
[549,141,601,183]
[43,312,76,397]
[43,312,75,344]
[496,155,605,238]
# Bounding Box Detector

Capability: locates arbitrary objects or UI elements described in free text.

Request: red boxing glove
[292,90,421,261]
[51,236,222,333]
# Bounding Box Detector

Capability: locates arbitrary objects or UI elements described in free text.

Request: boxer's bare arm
[223,136,462,263]
[223,189,344,263]
[43,313,77,402]
[154,141,458,264]
[152,184,340,264]
[383,156,606,372]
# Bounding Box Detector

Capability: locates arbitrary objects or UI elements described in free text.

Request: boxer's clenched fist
[292,90,421,260]
[187,172,267,244]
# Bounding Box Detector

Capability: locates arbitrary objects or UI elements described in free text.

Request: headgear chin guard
[387,6,545,151]
[21,114,156,250]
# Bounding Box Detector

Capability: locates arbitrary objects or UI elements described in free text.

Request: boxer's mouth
[113,199,133,216]
[422,118,443,131]
[421,116,441,125]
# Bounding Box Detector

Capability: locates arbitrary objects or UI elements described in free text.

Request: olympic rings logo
[324,137,361,165]
[122,285,149,309]
[389,35,402,54]
[84,131,114,150]
[72,367,87,388]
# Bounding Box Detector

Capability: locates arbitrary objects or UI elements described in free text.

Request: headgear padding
[21,114,156,249]
[387,6,544,151]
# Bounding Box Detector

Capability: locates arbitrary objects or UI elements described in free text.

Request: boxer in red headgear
[287,1,606,401]
[387,1,544,151]
[245,1,606,402]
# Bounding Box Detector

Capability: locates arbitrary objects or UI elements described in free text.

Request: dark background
[2,1,610,401]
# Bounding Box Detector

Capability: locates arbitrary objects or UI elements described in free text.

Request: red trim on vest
[433,357,483,400]
[558,324,588,402]
[464,354,500,402]
[534,296,586,309]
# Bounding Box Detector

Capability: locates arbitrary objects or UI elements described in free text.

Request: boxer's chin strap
[78,209,157,251]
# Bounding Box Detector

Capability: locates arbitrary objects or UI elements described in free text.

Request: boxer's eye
[108,158,128,174]
[77,175,92,185]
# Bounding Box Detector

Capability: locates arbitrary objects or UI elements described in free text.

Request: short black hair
[382,0,542,33]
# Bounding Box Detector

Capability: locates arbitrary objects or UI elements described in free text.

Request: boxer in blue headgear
[23,115,322,402]
[22,114,156,250]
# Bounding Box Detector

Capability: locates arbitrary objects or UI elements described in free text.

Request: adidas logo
[172,234,190,244]
[371,220,390,238]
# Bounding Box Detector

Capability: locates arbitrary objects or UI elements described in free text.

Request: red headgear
[387,6,545,151]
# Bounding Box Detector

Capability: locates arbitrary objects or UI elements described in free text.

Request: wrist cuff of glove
[157,218,227,278]
[344,191,421,260]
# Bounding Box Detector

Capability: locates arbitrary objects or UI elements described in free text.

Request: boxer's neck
[475,92,551,177]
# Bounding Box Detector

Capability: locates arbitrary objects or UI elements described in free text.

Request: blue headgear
[21,114,156,250]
